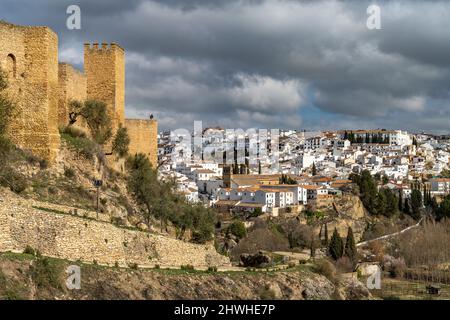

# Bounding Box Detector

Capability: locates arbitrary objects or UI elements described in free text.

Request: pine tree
[328,228,344,260]
[344,227,357,266]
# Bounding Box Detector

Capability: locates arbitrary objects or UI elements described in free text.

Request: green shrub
[0,135,13,157]
[130,263,139,270]
[112,126,130,158]
[29,257,62,289]
[313,259,337,283]
[60,130,99,160]
[228,221,247,239]
[23,245,36,256]
[23,150,40,164]
[0,96,14,136]
[64,167,76,179]
[39,159,48,170]
[207,266,218,272]
[181,264,195,271]
[259,287,276,300]
[0,169,28,193]
[299,259,308,265]
[154,264,160,270]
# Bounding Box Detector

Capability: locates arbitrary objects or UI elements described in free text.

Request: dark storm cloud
[1,0,450,133]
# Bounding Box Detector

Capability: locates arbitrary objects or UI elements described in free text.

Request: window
[6,54,17,78]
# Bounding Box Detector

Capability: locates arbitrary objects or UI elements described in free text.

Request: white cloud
[229,74,304,112]
[59,46,83,66]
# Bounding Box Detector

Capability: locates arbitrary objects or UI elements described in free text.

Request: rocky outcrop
[240,252,271,267]
[310,194,369,241]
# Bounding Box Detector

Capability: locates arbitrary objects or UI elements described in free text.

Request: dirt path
[356,218,423,247]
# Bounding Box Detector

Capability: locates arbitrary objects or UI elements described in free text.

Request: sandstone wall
[84,43,125,132]
[0,195,230,268]
[0,22,60,162]
[57,63,87,127]
[125,119,158,168]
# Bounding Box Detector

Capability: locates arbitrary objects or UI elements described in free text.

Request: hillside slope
[0,252,371,300]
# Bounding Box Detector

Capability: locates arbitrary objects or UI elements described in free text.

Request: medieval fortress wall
[0,22,60,162]
[0,21,157,167]
[58,63,87,126]
[0,22,219,268]
[125,119,158,168]
[0,194,230,267]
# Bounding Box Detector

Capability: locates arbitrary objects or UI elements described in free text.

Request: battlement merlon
[84,42,125,52]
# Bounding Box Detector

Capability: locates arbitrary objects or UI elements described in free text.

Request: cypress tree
[310,235,316,260]
[312,162,317,176]
[323,223,329,246]
[344,227,357,266]
[411,189,422,220]
[328,228,344,260]
[404,200,411,215]
[398,190,403,212]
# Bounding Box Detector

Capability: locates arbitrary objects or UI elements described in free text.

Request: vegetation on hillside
[59,126,100,160]
[68,100,113,145]
[127,153,217,243]
[112,126,130,158]
[350,170,417,219]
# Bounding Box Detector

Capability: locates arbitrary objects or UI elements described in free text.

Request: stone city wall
[0,195,230,268]
[125,119,158,168]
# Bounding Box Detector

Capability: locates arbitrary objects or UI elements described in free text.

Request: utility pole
[93,179,103,220]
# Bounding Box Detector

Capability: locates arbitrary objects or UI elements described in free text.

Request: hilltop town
[161,128,450,216]
[0,20,449,300]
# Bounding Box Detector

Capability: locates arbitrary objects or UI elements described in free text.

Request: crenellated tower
[84,42,125,133]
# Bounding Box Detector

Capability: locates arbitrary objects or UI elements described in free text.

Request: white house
[193,169,217,182]
[255,190,276,209]
[430,178,450,195]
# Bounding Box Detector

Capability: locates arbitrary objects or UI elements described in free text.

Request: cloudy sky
[1,0,450,133]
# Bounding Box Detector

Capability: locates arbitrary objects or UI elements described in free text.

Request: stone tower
[84,42,125,132]
[0,22,60,162]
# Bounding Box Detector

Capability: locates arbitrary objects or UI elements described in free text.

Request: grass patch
[0,251,35,262]
[60,131,99,160]
[0,270,26,300]
[29,256,64,290]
